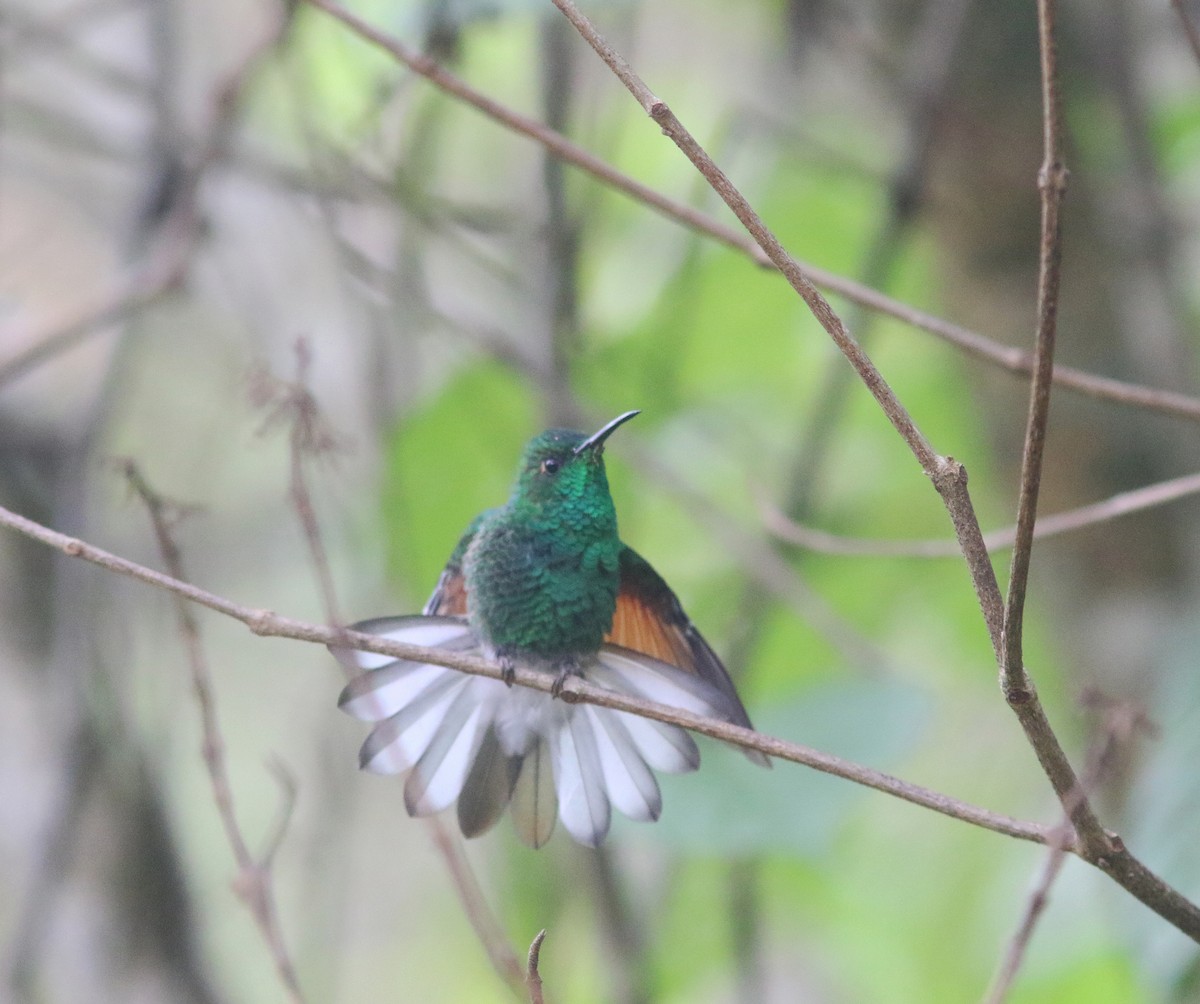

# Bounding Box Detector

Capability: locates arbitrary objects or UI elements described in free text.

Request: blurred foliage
[4,0,1200,1001]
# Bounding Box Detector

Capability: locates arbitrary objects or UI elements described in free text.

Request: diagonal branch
[0,500,1044,845]
[301,0,1200,429]
[543,0,1005,680]
[759,470,1200,558]
[120,463,306,1003]
[539,0,1200,942]
[5,501,1200,941]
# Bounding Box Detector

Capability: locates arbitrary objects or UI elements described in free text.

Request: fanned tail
[335,617,755,846]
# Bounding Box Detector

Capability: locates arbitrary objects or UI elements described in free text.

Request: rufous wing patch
[606,588,697,674]
[426,567,469,617]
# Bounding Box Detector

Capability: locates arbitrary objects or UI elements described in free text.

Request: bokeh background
[4,0,1200,1000]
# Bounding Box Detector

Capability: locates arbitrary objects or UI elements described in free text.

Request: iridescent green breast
[463,505,622,659]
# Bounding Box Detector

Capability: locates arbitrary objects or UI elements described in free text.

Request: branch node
[247,610,278,635]
[931,455,965,494]
[1037,161,1070,194]
[1004,685,1034,706]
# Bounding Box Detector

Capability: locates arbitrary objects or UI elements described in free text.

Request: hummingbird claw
[498,654,517,688]
[550,659,581,699]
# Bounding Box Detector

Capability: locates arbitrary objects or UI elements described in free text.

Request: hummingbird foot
[497,652,517,688]
[550,658,583,700]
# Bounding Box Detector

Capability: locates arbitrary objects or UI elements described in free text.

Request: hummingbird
[334,410,767,847]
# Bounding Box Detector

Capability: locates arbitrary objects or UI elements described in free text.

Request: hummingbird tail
[334,617,739,847]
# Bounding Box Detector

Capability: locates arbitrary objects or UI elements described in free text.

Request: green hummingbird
[335,410,767,847]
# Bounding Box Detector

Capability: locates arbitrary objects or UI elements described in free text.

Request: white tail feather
[405,698,488,815]
[359,674,468,775]
[340,662,449,722]
[586,706,661,822]
[553,712,612,846]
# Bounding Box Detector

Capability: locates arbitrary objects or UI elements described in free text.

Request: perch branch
[0,501,1045,844]
[4,502,1200,940]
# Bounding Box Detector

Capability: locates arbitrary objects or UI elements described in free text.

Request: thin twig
[984,824,1072,1004]
[299,0,1200,429]
[527,930,547,1004]
[983,698,1153,1003]
[251,338,347,627]
[1002,0,1067,698]
[990,0,1112,859]
[120,463,306,1003]
[251,347,526,994]
[1172,0,1200,67]
[429,821,526,995]
[759,470,1200,558]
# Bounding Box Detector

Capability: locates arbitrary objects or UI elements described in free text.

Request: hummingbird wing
[423,513,488,617]
[607,546,770,767]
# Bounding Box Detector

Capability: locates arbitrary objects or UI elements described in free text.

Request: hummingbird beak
[574,410,640,455]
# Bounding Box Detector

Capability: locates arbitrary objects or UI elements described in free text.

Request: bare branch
[986,0,1113,861]
[300,0,1200,430]
[0,500,1049,845]
[429,821,526,995]
[759,470,1200,558]
[1002,0,1067,699]
[120,462,306,1003]
[983,697,1155,1003]
[251,339,349,628]
[983,827,1072,1004]
[1172,0,1200,67]
[6,501,1200,941]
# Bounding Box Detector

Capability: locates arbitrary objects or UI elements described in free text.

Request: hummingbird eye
[540,458,561,475]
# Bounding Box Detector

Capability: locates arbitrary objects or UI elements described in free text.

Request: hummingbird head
[509,411,640,515]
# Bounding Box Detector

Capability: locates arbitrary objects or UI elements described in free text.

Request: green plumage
[336,409,767,849]
[462,427,623,660]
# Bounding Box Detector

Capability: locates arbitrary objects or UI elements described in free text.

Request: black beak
[573,410,640,455]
